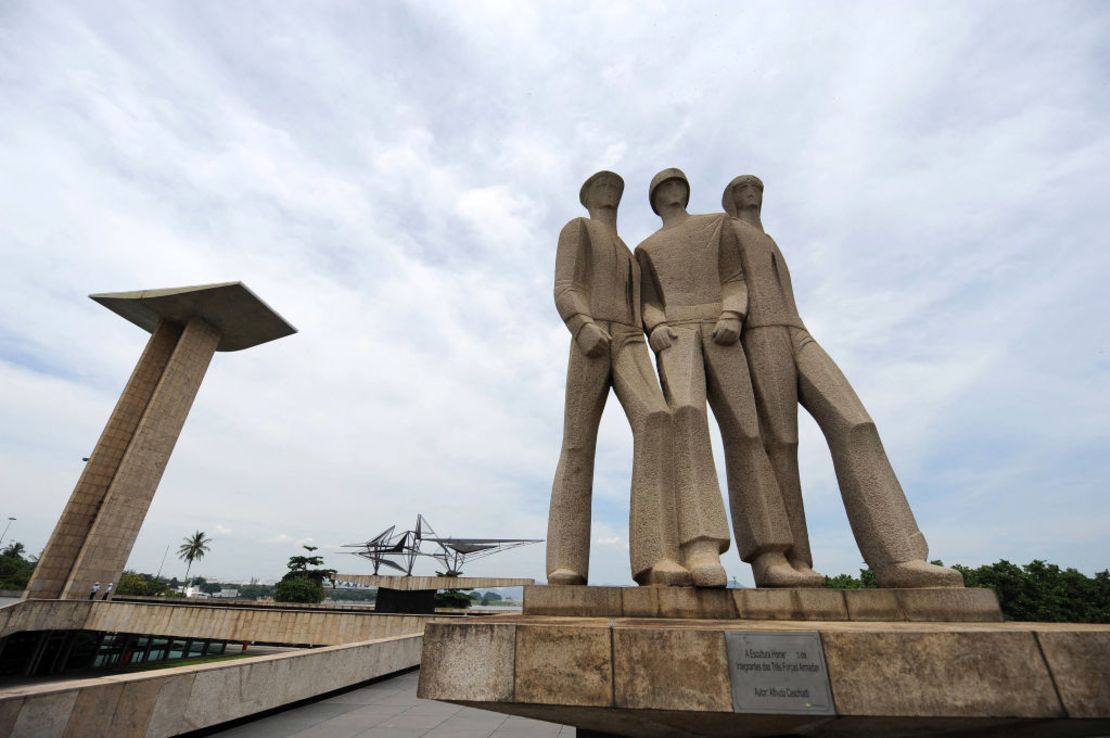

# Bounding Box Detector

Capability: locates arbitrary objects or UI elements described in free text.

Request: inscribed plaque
[725,631,835,715]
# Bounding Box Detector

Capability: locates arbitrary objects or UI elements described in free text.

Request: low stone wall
[0,632,422,737]
[419,616,1110,737]
[522,584,1004,621]
[0,590,23,599]
[0,598,438,646]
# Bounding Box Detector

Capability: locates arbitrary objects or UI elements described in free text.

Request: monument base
[417,587,1110,737]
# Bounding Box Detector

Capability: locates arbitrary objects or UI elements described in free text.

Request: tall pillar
[26,322,182,599]
[25,282,295,600]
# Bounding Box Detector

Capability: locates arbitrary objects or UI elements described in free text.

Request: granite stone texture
[417,622,516,703]
[721,175,962,589]
[1035,630,1110,718]
[821,630,1062,717]
[514,625,612,707]
[547,171,688,588]
[523,585,1001,622]
[613,627,732,712]
[418,615,1110,737]
[637,168,792,587]
[543,172,970,591]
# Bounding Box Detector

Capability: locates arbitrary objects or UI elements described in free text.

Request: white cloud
[1,1,1107,588]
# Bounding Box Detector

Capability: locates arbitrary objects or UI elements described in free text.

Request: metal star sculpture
[341,515,541,576]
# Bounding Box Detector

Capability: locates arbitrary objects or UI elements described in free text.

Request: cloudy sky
[1,2,1108,587]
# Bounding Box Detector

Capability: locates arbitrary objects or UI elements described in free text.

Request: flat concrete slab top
[338,575,535,591]
[90,281,296,351]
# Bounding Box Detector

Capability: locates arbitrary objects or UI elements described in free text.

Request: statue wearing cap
[721,174,964,587]
[634,168,816,587]
[547,170,690,587]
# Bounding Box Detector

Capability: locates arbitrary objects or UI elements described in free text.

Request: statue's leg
[702,326,792,559]
[704,326,818,587]
[547,335,611,585]
[610,326,688,586]
[744,327,820,577]
[656,325,730,587]
[792,329,962,587]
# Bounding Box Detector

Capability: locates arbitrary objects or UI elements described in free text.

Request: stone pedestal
[417,586,1110,737]
[26,282,295,601]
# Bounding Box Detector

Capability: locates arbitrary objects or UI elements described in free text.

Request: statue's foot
[752,551,814,587]
[640,559,693,587]
[788,559,827,588]
[682,540,727,588]
[548,568,586,586]
[874,560,964,589]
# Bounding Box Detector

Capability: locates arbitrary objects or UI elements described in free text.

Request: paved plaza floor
[211,668,575,738]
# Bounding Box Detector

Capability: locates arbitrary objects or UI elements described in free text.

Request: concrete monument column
[26,282,295,600]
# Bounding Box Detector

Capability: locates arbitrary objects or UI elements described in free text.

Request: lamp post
[0,517,15,550]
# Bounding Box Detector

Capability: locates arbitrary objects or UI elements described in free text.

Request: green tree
[177,531,212,591]
[2,541,26,558]
[824,567,878,589]
[825,559,1110,624]
[274,545,336,604]
[953,560,1110,623]
[435,590,473,609]
[115,571,173,597]
[274,577,324,603]
[239,583,274,600]
[0,541,35,590]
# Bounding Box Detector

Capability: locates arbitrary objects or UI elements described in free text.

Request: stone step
[523,585,1003,622]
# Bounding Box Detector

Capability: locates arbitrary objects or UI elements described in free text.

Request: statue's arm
[553,218,593,338]
[712,219,746,345]
[636,247,676,352]
[771,239,802,316]
[719,219,749,319]
[555,219,611,357]
[636,248,666,334]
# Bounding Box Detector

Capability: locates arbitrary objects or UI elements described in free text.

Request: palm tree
[177,531,212,592]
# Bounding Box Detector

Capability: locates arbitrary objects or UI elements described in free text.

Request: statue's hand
[576,322,611,358]
[649,325,678,353]
[712,313,742,345]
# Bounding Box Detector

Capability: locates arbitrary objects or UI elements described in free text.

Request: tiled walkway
[212,668,575,737]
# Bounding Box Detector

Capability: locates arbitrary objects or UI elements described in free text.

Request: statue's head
[649,167,690,215]
[722,174,764,217]
[579,170,624,211]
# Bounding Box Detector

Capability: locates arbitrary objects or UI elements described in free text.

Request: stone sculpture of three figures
[546,168,964,590]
